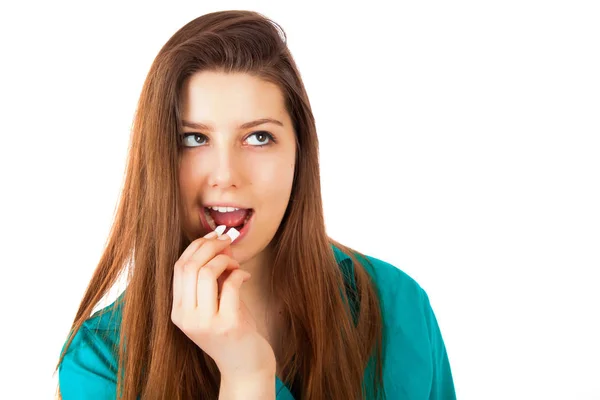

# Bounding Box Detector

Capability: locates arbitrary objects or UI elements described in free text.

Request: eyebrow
[181,118,284,131]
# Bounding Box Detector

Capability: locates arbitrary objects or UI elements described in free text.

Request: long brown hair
[56,10,384,399]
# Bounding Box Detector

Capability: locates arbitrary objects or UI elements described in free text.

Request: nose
[206,144,240,189]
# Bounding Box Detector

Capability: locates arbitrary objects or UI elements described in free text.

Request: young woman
[56,10,456,400]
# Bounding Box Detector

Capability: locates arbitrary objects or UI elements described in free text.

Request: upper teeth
[209,206,240,212]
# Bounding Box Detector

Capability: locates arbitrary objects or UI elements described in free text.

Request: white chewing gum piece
[215,225,226,236]
[226,227,240,242]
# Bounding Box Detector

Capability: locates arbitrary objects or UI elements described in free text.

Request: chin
[230,241,258,262]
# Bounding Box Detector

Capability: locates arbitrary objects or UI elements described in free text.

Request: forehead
[180,71,287,123]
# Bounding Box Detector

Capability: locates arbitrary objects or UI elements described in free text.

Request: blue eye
[179,131,276,148]
[180,133,208,148]
[246,131,275,147]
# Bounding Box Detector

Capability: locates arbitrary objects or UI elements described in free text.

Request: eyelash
[178,131,276,148]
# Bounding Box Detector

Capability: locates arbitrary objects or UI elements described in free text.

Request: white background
[1,1,598,399]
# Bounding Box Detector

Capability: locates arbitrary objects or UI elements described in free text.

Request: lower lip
[232,211,253,243]
[199,209,254,244]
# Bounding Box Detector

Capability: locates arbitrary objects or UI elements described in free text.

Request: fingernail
[226,227,240,243]
[242,272,251,282]
[215,225,226,236]
[204,231,218,239]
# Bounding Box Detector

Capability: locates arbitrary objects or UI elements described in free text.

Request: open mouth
[203,207,254,235]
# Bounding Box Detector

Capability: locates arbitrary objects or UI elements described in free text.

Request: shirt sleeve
[58,325,119,399]
[422,291,457,400]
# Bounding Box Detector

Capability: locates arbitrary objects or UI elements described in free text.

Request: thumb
[219,246,234,258]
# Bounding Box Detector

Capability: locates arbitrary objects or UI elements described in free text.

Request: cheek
[178,155,208,191]
[254,158,295,199]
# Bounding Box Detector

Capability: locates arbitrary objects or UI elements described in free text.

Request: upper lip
[203,202,252,209]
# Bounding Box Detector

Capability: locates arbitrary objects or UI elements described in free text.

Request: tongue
[208,208,251,227]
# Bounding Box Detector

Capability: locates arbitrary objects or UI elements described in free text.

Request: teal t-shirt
[58,245,456,399]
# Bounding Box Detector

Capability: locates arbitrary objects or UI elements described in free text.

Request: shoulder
[58,295,123,398]
[333,245,456,398]
[361,253,426,314]
[348,250,435,339]
[362,255,457,399]
[334,245,428,325]
[63,293,123,362]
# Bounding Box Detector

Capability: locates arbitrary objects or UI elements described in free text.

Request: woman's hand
[171,230,276,383]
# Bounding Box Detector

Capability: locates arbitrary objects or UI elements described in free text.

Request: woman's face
[178,71,296,265]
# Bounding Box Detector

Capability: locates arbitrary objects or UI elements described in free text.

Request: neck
[237,244,285,361]
[238,244,275,306]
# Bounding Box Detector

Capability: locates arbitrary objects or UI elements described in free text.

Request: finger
[218,269,251,317]
[181,236,229,309]
[173,231,217,307]
[214,248,234,294]
[179,231,218,266]
[214,244,234,282]
[196,254,240,315]
[186,234,232,271]
[220,242,233,256]
[216,269,233,296]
